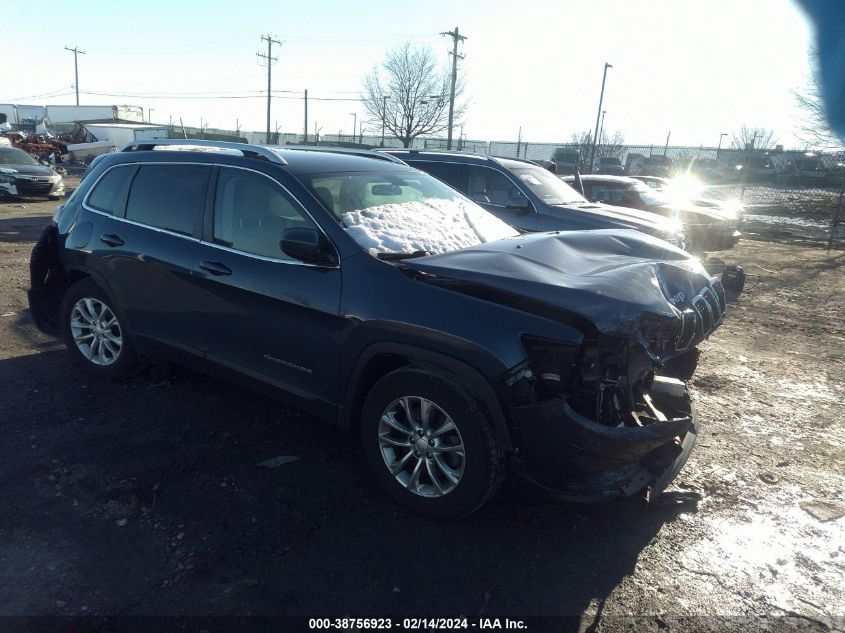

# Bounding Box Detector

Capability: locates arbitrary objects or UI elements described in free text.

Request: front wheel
[360,367,505,518]
[59,279,137,379]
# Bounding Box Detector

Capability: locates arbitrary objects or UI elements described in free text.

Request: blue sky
[3,0,816,146]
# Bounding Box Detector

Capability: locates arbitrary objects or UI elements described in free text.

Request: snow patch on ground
[341,198,518,255]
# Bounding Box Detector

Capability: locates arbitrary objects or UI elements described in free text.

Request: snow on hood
[341,198,519,256]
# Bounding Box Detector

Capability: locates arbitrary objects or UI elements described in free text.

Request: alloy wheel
[378,396,466,497]
[69,297,123,366]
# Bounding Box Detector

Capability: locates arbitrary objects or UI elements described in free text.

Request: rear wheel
[360,367,505,518]
[60,279,137,379]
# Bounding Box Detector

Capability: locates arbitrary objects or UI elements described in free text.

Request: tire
[59,278,137,380]
[360,367,505,518]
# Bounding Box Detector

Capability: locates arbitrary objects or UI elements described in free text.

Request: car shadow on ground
[0,349,696,623]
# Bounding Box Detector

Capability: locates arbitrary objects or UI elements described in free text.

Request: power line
[64,46,86,106]
[257,35,281,143]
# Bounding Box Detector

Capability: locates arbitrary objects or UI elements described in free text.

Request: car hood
[557,202,678,233]
[404,229,715,354]
[0,163,56,177]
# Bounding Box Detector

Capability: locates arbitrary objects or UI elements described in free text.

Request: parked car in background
[597,156,625,175]
[388,150,686,249]
[562,174,742,253]
[783,156,827,181]
[684,157,722,183]
[29,140,725,517]
[0,146,65,200]
[551,147,581,174]
[732,154,777,182]
[627,154,674,177]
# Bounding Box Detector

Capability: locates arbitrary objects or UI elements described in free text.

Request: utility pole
[303,89,308,144]
[441,27,466,150]
[257,35,281,144]
[349,112,357,143]
[588,63,612,173]
[65,46,86,106]
[149,109,155,124]
[664,130,671,156]
[516,126,522,158]
[716,132,728,160]
[597,110,606,154]
[380,95,390,147]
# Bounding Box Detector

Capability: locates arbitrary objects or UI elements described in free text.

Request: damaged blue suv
[28,140,726,518]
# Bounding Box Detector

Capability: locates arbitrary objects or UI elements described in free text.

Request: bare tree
[731,125,778,150]
[794,48,843,150]
[362,42,465,148]
[567,129,625,164]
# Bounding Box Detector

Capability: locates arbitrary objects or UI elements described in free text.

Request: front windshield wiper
[377,250,431,261]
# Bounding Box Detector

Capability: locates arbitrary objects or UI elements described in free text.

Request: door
[83,162,208,353]
[191,166,342,415]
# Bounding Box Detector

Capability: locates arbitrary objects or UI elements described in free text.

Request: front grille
[675,278,727,351]
[15,180,54,195]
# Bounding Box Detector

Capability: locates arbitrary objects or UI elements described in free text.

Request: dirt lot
[1,179,844,631]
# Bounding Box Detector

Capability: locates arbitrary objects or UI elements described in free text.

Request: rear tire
[360,367,505,518]
[60,279,137,380]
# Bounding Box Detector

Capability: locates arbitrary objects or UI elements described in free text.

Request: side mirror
[506,198,532,213]
[280,227,335,265]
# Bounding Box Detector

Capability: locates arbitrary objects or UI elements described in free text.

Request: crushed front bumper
[509,377,698,502]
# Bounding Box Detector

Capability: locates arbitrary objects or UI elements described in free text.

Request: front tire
[60,279,137,380]
[360,367,505,518]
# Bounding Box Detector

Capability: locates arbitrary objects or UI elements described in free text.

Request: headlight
[521,335,580,394]
[50,174,62,182]
[0,175,13,184]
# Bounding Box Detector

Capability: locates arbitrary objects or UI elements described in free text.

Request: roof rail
[121,139,288,165]
[275,145,407,165]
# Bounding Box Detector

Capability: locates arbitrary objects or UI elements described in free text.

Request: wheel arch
[340,342,513,452]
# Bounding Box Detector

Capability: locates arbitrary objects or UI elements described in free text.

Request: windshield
[303,170,518,256]
[0,148,39,166]
[509,167,588,205]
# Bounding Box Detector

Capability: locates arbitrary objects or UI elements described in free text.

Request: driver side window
[213,168,315,260]
[467,167,527,206]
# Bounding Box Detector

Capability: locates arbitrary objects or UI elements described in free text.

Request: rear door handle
[198,260,232,276]
[100,234,124,247]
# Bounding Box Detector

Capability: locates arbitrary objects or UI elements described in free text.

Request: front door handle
[198,260,232,276]
[100,234,124,247]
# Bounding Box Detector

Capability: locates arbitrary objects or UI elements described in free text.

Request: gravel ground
[1,180,843,631]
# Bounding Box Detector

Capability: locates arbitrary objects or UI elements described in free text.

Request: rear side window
[125,164,210,235]
[87,165,137,215]
[410,161,469,193]
[213,167,315,259]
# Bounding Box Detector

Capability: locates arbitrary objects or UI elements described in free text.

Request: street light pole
[588,62,612,173]
[597,110,607,159]
[148,109,154,124]
[350,112,357,143]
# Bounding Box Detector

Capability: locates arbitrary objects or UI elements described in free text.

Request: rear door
[191,165,342,417]
[83,161,209,354]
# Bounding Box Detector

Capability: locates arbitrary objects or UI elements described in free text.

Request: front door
[191,166,342,417]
